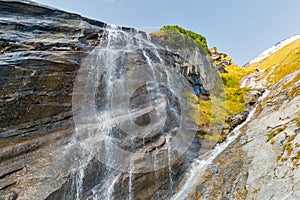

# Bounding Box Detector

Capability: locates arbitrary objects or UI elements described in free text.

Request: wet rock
[0,1,215,199]
[244,89,264,111]
[0,190,18,200]
[226,111,249,131]
[187,74,210,98]
[0,0,107,199]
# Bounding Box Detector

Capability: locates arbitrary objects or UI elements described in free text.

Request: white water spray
[128,161,135,200]
[166,136,174,194]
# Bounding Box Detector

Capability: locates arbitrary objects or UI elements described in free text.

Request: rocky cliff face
[0,1,106,199]
[187,37,300,200]
[0,1,219,199]
[1,1,299,200]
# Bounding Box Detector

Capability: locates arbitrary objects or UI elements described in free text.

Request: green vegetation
[292,115,300,127]
[251,38,300,86]
[161,25,208,52]
[220,64,255,117]
[152,25,209,52]
[153,26,255,118]
[244,187,249,197]
[292,151,300,167]
[185,64,256,141]
[266,126,287,142]
[276,133,298,166]
[187,92,225,124]
[186,91,225,143]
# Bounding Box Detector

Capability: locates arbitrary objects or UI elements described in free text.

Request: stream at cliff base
[171,90,270,200]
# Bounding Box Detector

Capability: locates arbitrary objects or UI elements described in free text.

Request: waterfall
[75,167,84,200]
[128,160,135,200]
[166,136,174,195]
[70,23,219,199]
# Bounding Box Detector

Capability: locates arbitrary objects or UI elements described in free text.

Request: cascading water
[69,24,224,200]
[166,136,174,194]
[75,167,84,200]
[105,175,118,199]
[171,90,270,200]
[128,160,135,200]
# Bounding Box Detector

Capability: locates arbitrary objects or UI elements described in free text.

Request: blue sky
[35,0,300,65]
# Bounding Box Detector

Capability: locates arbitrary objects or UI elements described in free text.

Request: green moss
[286,143,293,156]
[276,133,298,163]
[244,187,249,197]
[253,188,259,194]
[266,126,287,142]
[160,25,209,52]
[287,134,297,143]
[292,151,300,160]
[293,160,299,167]
[276,156,281,162]
[276,143,287,162]
[292,116,300,126]
[152,25,209,53]
[291,150,300,167]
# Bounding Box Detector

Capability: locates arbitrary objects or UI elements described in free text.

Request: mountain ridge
[248,34,300,65]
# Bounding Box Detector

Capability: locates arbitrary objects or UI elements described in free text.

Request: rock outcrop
[0,0,106,199]
[209,47,234,73]
[0,1,218,199]
[188,37,300,200]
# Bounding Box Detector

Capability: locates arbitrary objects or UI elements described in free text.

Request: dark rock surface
[0,1,107,199]
[0,1,216,199]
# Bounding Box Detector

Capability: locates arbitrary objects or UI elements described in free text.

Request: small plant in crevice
[266,126,287,142]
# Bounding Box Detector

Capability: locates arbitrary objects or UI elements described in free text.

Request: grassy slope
[191,38,300,142]
[224,38,300,117]
[221,64,254,117]
[253,38,300,97]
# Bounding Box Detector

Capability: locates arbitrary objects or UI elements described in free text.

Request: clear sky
[34,0,300,66]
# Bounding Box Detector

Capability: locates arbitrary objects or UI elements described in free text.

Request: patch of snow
[249,35,300,64]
